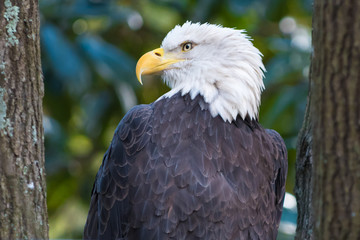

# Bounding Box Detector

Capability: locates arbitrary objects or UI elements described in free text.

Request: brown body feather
[84,93,287,240]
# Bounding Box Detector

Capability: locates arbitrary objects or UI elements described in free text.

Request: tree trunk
[295,78,313,239]
[0,0,48,238]
[295,0,360,239]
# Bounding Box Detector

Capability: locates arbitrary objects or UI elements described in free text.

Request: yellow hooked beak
[136,48,183,84]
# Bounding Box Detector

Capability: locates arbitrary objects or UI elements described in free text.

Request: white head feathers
[160,21,265,122]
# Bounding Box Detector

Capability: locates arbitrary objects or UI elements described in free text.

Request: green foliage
[40,0,311,238]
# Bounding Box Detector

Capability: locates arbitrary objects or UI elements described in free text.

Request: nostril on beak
[152,48,164,57]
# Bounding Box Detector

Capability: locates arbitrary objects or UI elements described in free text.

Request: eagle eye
[182,42,193,52]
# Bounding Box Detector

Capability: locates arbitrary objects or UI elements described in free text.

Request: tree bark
[295,0,360,239]
[295,76,313,239]
[0,0,48,238]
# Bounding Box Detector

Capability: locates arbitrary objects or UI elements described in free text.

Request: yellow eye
[182,42,193,52]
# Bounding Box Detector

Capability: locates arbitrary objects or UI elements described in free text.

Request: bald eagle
[84,22,287,240]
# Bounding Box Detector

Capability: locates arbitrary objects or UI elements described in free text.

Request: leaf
[191,0,218,22]
[261,85,305,127]
[265,0,288,21]
[265,51,309,86]
[227,0,255,15]
[69,0,113,16]
[68,0,138,27]
[77,34,137,87]
[41,23,91,96]
[80,91,112,137]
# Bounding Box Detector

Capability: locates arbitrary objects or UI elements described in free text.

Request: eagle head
[136,21,265,122]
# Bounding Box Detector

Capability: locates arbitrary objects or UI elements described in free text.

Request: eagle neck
[160,70,263,123]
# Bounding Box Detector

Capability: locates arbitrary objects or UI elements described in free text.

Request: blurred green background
[40,0,311,238]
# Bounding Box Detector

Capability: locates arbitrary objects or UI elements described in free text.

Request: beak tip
[136,70,143,85]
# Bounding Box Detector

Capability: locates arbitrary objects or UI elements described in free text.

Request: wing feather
[84,105,153,239]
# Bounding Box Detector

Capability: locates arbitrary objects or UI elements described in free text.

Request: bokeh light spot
[73,19,88,35]
[279,17,297,34]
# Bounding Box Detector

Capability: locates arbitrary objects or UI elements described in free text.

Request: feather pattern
[84,93,287,240]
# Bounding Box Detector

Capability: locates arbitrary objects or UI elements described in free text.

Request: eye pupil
[182,42,193,51]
